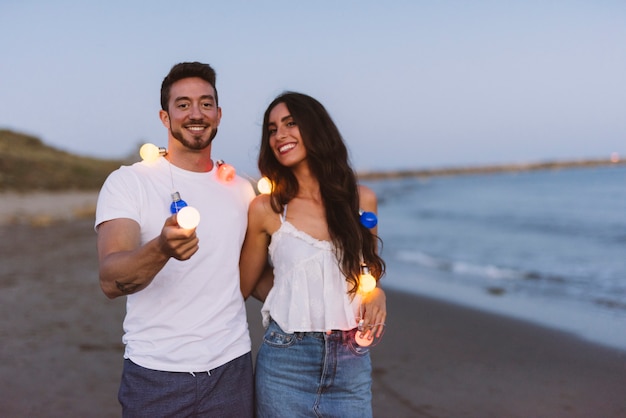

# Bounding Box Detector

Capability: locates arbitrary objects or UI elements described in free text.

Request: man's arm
[97,215,199,299]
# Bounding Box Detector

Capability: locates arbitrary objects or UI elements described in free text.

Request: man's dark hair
[160,62,218,111]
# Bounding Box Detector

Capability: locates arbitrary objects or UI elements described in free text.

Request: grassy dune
[0,129,125,192]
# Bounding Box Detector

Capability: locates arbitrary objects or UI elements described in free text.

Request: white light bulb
[257,177,272,194]
[140,143,166,163]
[177,206,201,229]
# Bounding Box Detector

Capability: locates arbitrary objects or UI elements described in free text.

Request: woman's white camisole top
[260,205,362,333]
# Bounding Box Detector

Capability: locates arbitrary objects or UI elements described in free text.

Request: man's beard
[170,124,218,150]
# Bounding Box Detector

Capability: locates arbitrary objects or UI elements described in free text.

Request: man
[96,62,254,417]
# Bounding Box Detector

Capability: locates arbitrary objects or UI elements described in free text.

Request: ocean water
[365,164,626,350]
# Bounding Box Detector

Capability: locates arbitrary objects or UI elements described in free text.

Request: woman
[240,92,386,417]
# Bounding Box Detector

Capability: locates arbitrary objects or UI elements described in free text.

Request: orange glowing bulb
[216,160,236,182]
[358,266,377,294]
[355,332,373,347]
[610,152,620,163]
[257,177,273,194]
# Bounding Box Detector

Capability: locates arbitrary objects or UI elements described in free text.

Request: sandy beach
[0,191,99,227]
[1,193,625,417]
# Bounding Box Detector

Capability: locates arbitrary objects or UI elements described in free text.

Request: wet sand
[1,193,625,417]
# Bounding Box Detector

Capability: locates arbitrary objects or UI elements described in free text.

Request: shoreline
[381,269,626,353]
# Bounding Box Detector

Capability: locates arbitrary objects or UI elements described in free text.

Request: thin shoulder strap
[280,204,288,223]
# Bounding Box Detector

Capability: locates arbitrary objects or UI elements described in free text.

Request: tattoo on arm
[115,281,141,294]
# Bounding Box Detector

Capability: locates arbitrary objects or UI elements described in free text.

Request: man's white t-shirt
[95,157,255,372]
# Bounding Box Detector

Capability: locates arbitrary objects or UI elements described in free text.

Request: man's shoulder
[107,160,161,181]
[229,175,256,201]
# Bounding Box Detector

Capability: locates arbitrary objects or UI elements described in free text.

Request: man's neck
[166,150,214,173]
[164,139,214,172]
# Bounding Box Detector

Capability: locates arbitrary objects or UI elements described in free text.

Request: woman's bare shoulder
[249,193,272,210]
[358,184,377,209]
[249,193,281,233]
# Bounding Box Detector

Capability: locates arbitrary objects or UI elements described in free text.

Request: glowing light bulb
[177,206,201,229]
[257,177,273,194]
[355,332,373,347]
[170,192,188,214]
[140,143,167,163]
[358,265,377,294]
[216,160,236,183]
[610,152,620,163]
[359,211,378,229]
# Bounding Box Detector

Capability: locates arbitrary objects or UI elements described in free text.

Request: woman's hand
[359,287,387,340]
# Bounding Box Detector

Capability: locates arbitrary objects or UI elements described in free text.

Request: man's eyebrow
[173,94,216,102]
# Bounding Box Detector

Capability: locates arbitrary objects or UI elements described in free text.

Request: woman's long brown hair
[258,92,385,293]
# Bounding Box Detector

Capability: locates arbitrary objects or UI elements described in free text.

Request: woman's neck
[293,166,321,200]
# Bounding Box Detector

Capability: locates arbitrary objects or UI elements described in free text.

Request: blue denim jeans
[255,320,372,418]
[118,352,253,417]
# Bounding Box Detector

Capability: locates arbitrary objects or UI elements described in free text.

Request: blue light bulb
[359,211,378,228]
[170,192,188,214]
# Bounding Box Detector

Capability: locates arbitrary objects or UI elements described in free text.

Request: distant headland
[1,128,622,190]
[357,155,624,181]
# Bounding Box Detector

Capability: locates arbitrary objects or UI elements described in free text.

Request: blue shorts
[255,320,372,418]
[119,352,253,417]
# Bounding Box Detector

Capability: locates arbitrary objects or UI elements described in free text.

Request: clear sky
[1,0,624,176]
